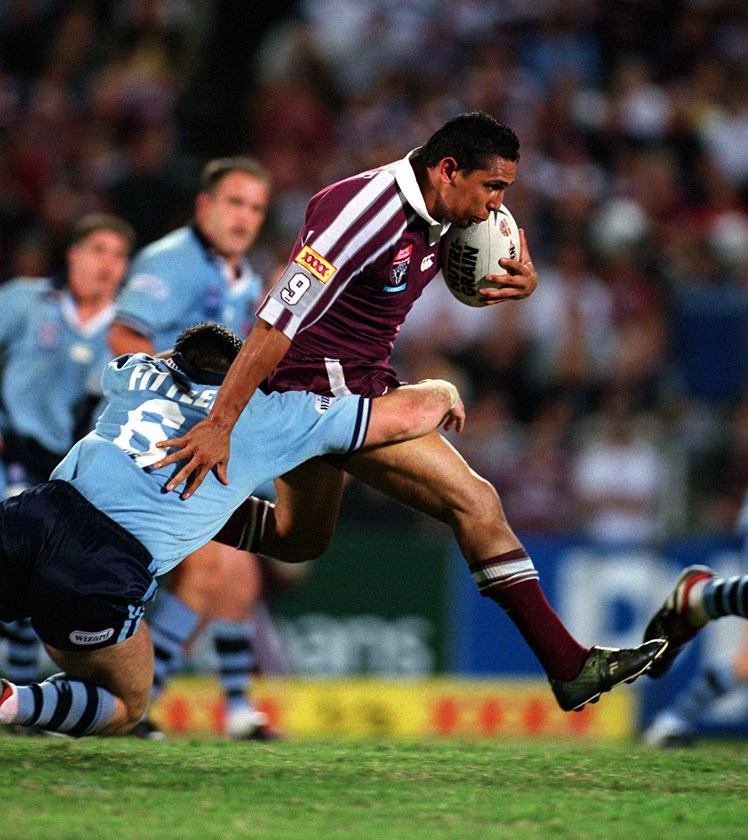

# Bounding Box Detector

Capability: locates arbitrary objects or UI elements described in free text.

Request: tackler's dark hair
[173,322,243,375]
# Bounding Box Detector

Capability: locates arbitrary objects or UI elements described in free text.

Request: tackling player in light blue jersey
[55,349,371,575]
[0,322,464,736]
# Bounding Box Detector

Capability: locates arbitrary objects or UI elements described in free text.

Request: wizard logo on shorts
[383,244,412,293]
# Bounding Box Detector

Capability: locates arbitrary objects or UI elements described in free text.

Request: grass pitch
[2,736,747,840]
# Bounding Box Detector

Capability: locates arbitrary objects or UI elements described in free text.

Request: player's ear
[438,157,460,184]
[194,192,208,214]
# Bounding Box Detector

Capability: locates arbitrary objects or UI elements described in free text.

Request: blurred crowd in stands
[2,0,748,541]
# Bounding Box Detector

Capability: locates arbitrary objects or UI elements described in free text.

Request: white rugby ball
[441,205,521,307]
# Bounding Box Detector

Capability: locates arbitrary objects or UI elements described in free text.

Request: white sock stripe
[471,557,537,588]
[85,687,116,735]
[476,570,539,592]
[724,575,748,617]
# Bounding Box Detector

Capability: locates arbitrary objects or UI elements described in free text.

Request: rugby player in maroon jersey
[155,112,667,712]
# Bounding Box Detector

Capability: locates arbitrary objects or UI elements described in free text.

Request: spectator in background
[0,0,208,279]
[499,395,580,535]
[596,249,669,409]
[666,235,748,407]
[0,212,134,701]
[606,55,675,147]
[106,122,187,247]
[519,3,602,95]
[520,240,614,415]
[571,386,683,545]
[447,391,524,500]
[696,65,748,194]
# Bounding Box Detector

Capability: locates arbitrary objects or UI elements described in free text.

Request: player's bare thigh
[212,546,264,622]
[43,622,154,735]
[265,457,346,561]
[346,430,521,562]
[170,542,263,624]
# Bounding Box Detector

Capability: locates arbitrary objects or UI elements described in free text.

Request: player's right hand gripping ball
[441,205,520,306]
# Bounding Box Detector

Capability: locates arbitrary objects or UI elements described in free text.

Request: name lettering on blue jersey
[127,363,217,409]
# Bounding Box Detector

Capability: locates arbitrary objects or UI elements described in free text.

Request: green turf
[2,736,747,840]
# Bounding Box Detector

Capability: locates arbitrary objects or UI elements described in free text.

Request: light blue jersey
[114,226,264,350]
[52,353,371,575]
[0,277,116,455]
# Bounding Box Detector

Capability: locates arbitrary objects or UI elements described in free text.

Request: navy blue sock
[702,576,748,620]
[147,591,201,700]
[1,619,41,684]
[212,619,255,712]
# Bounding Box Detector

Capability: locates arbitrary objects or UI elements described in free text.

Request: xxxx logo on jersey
[294,245,337,283]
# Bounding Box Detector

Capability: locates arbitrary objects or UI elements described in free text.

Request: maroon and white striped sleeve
[257,165,406,340]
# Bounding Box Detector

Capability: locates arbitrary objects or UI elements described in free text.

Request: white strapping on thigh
[324,358,353,397]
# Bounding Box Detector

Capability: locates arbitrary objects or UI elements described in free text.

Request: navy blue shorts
[0,481,157,651]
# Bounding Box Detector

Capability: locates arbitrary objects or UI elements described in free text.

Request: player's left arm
[478,229,537,304]
[363,379,465,447]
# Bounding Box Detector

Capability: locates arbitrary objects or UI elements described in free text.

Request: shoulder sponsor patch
[127,273,171,300]
[293,245,337,283]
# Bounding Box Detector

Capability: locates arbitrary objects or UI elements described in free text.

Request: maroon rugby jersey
[258,150,448,396]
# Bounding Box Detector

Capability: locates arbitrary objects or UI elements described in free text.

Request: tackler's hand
[153,416,232,499]
[441,396,466,433]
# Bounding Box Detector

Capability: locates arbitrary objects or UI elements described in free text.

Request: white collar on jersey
[395,148,450,246]
[214,253,254,289]
[60,289,116,337]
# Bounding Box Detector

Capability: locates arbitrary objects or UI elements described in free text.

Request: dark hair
[69,213,136,253]
[419,111,520,172]
[199,156,271,193]
[173,322,243,374]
